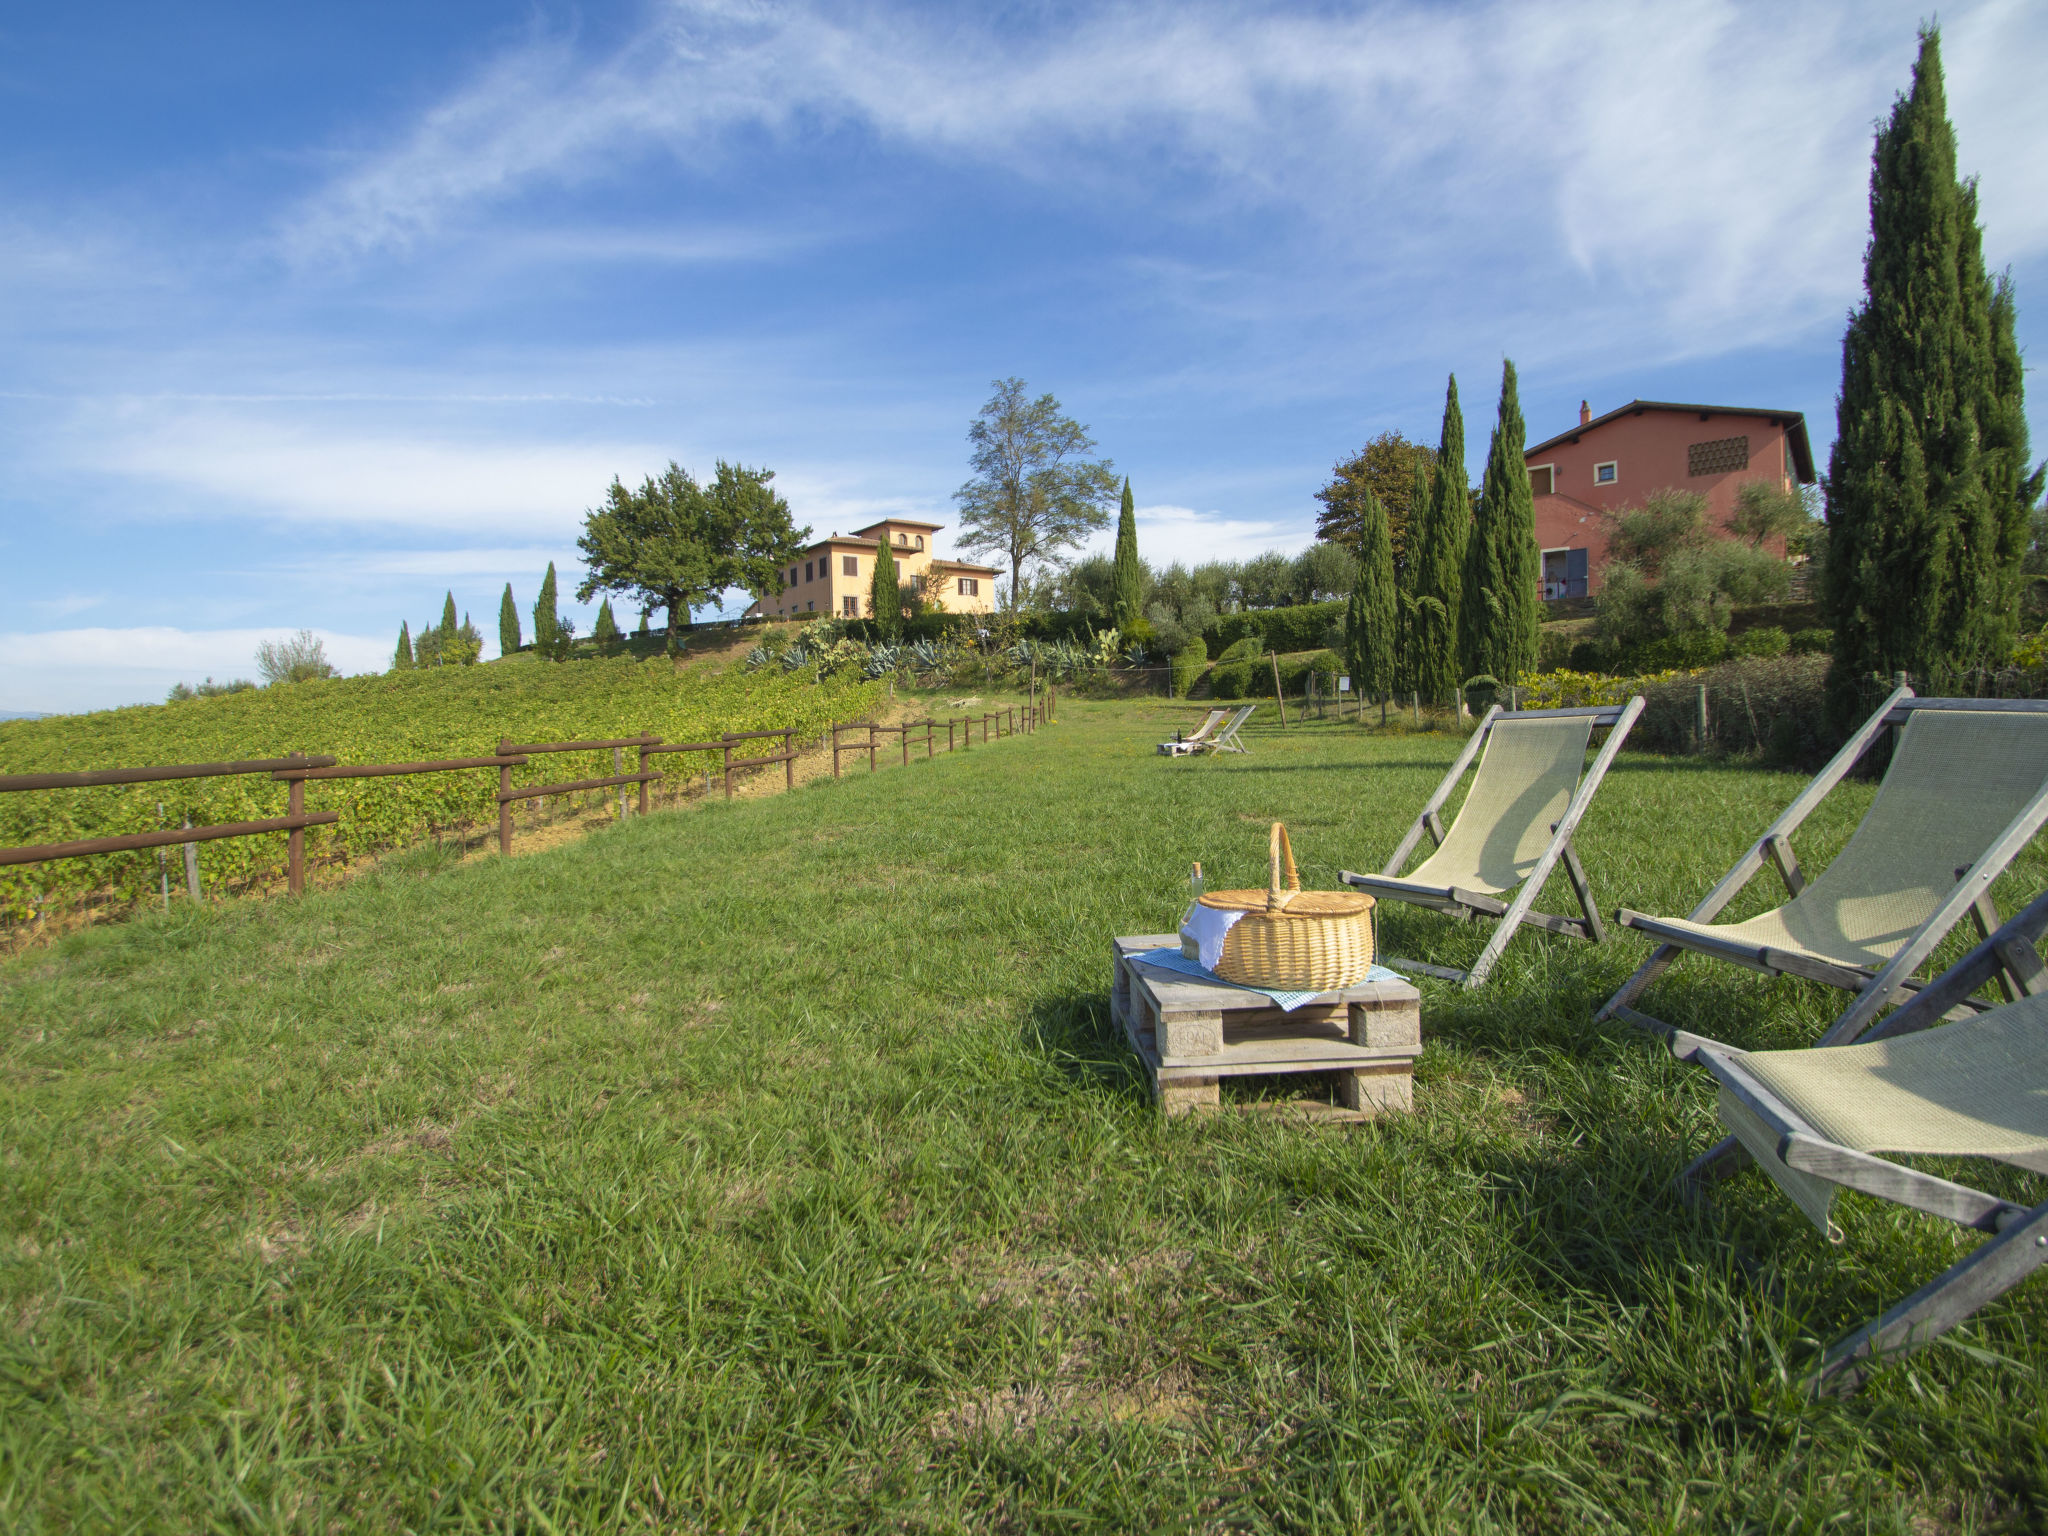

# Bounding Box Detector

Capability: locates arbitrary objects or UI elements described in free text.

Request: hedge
[1170,639,1208,699]
[1202,601,1346,660]
[1211,650,1342,700]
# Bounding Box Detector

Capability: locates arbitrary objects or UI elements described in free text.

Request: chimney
[1579,400,1592,426]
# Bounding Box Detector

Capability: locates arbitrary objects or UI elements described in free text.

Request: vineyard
[0,656,882,923]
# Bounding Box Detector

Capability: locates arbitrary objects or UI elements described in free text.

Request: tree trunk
[667,594,687,652]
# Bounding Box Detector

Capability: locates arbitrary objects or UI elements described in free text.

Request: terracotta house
[1525,399,1816,597]
[747,518,1000,621]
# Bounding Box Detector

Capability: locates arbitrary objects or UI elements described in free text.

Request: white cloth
[1181,903,1247,971]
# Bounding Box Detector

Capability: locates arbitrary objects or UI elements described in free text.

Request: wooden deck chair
[1600,693,2048,1049]
[1158,709,1228,756]
[1667,889,2048,1396]
[1193,705,1257,756]
[1338,699,1645,986]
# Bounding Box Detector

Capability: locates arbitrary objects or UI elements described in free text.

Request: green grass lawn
[4,699,2045,1531]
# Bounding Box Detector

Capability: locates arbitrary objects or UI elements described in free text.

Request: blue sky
[4,0,2047,713]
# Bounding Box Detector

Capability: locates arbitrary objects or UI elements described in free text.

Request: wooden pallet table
[1111,934,1423,1119]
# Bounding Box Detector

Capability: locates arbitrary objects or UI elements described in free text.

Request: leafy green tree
[1294,541,1362,603]
[393,621,414,671]
[870,534,900,637]
[1603,489,1712,577]
[1825,28,2038,710]
[533,563,561,661]
[593,598,621,654]
[1728,481,1813,548]
[1343,487,1396,708]
[1405,375,1466,705]
[255,630,338,686]
[1460,359,1540,685]
[1111,479,1143,629]
[1315,431,1435,571]
[498,583,521,656]
[953,378,1119,607]
[413,617,442,668]
[578,461,809,652]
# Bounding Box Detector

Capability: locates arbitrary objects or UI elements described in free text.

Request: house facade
[1524,399,1816,597]
[747,518,1000,620]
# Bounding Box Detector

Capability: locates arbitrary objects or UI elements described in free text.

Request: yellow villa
[747,519,1000,620]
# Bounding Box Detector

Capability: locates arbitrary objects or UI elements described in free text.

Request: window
[896,531,908,546]
[958,577,978,597]
[842,595,858,616]
[788,566,798,587]
[1593,461,1617,486]
[1528,465,1555,496]
[806,600,814,611]
[804,560,813,582]
[1687,436,1750,477]
[1539,547,1588,600]
[842,555,858,576]
[915,535,924,551]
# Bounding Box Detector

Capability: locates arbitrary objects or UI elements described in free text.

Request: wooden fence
[0,697,1053,909]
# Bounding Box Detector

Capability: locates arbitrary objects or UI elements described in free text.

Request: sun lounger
[1667,889,2048,1395]
[1339,699,1644,986]
[1158,709,1228,756]
[1190,705,1256,756]
[1601,692,2048,1048]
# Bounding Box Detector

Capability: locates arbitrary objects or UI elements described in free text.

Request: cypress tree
[1394,452,1432,699]
[498,583,521,656]
[1111,478,1143,631]
[1344,486,1397,713]
[1460,359,1540,685]
[439,592,459,652]
[534,563,561,660]
[393,621,414,671]
[1406,375,1466,706]
[593,598,620,653]
[1825,29,2033,711]
[413,617,441,668]
[869,538,900,638]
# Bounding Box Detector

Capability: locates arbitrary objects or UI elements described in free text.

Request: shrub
[1463,674,1501,714]
[1790,627,1832,654]
[1619,627,1729,673]
[1218,636,1265,664]
[1170,639,1208,699]
[1211,660,1255,700]
[1732,625,1789,659]
[1566,639,1607,673]
[1202,600,1346,659]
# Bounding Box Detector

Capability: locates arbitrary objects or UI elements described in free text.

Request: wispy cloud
[280,0,2048,353]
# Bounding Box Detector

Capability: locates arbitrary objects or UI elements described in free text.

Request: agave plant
[907,638,947,674]
[863,643,905,679]
[744,644,772,671]
[780,642,815,673]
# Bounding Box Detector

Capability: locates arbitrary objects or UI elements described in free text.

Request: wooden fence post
[868,722,877,772]
[182,818,200,899]
[498,739,514,855]
[784,729,795,791]
[1269,654,1290,726]
[1695,684,1709,753]
[638,741,653,814]
[287,771,305,894]
[723,743,733,800]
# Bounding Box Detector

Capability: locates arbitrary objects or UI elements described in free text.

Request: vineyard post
[722,743,733,800]
[784,729,794,792]
[286,769,305,895]
[867,723,876,772]
[638,741,653,815]
[497,739,514,855]
[181,818,200,899]
[613,747,624,819]
[831,723,842,780]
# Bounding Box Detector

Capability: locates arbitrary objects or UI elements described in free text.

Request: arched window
[915,535,924,551]
[896,531,907,546]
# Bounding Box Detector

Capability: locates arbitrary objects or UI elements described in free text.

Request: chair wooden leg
[1598,942,1682,1023]
[1675,1133,1751,1205]
[1559,838,1605,943]
[1808,1200,2048,1397]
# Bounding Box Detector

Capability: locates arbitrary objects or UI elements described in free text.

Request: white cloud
[0,627,394,716]
[95,409,666,534]
[280,0,2048,354]
[1071,501,1311,568]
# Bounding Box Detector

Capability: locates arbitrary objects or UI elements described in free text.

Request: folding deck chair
[1339,698,1645,986]
[1667,889,2048,1396]
[1191,705,1256,757]
[1158,709,1228,757]
[1600,692,2048,1049]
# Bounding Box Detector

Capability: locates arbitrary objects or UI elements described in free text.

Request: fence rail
[2,698,1053,924]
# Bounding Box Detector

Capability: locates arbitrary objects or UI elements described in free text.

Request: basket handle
[1266,821,1301,911]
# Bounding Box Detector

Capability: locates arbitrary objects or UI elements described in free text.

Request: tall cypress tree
[1406,375,1466,706]
[439,592,459,650]
[393,621,414,671]
[1111,478,1143,631]
[869,538,900,638]
[593,598,620,653]
[1825,29,2033,711]
[1460,359,1540,685]
[1394,453,1433,699]
[534,563,561,661]
[1344,486,1397,713]
[498,583,521,656]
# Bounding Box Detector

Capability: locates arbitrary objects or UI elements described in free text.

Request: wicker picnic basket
[1186,822,1376,991]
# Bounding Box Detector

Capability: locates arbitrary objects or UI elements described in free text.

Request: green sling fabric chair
[1339,699,1644,986]
[1193,705,1257,757]
[1667,888,2048,1396]
[1601,693,2048,1049]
